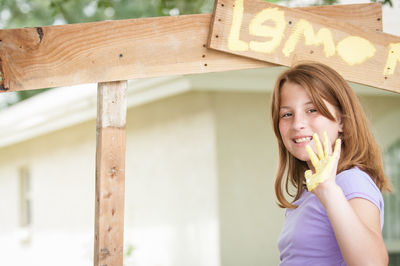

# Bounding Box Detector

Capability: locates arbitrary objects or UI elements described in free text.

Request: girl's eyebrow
[280,101,314,109]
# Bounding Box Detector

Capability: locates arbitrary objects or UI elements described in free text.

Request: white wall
[124,92,220,266]
[359,94,400,150]
[0,120,96,265]
[213,91,284,266]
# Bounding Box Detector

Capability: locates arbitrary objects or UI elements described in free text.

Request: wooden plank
[0,3,381,92]
[94,81,127,266]
[299,3,382,32]
[207,0,399,93]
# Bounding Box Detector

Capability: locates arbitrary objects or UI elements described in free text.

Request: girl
[271,62,391,265]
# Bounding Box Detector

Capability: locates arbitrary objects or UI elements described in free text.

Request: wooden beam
[207,0,399,93]
[0,3,381,92]
[299,3,382,32]
[94,81,127,266]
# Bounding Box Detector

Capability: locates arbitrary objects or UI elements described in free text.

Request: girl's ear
[337,114,344,133]
[339,118,344,133]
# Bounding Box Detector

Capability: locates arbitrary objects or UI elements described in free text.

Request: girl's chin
[293,154,310,162]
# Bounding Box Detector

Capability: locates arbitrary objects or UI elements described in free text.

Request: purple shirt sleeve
[278,167,385,265]
[336,167,384,229]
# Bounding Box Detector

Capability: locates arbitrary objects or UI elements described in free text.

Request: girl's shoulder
[336,167,380,195]
[336,167,384,224]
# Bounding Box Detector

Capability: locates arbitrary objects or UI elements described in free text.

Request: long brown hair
[271,62,392,209]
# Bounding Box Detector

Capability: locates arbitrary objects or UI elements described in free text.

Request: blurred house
[0,66,399,266]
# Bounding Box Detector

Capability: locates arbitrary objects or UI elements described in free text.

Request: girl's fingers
[332,138,342,161]
[323,132,330,157]
[306,144,319,168]
[305,170,312,184]
[305,170,313,179]
[313,133,324,159]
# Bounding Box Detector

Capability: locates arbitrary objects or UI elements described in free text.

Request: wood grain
[299,3,382,32]
[208,0,399,93]
[0,3,382,92]
[94,81,127,266]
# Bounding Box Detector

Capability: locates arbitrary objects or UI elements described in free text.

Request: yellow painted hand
[305,132,341,192]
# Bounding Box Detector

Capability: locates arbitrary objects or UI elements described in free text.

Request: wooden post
[94,80,127,266]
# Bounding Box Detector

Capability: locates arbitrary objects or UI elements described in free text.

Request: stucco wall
[0,119,96,265]
[124,92,220,266]
[0,121,96,231]
[213,91,284,266]
[359,94,400,150]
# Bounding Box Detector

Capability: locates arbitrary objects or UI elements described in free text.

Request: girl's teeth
[295,137,311,143]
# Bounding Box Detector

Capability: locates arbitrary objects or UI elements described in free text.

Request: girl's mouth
[293,136,312,143]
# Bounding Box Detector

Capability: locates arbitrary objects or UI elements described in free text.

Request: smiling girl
[271,62,392,265]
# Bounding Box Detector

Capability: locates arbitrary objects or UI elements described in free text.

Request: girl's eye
[281,112,292,118]
[307,108,317,113]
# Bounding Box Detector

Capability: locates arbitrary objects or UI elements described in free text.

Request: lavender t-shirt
[277,167,384,266]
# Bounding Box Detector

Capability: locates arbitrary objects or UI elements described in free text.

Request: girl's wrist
[314,182,343,207]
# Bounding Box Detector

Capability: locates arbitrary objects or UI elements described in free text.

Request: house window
[19,167,32,227]
[383,140,400,265]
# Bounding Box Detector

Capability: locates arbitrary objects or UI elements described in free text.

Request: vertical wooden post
[94,81,127,266]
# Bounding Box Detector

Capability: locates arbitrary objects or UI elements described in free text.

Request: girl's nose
[292,113,306,130]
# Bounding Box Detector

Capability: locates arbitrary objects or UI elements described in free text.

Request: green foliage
[0,0,394,33]
[314,0,339,5]
[17,88,52,101]
[0,0,214,28]
[124,243,135,257]
[371,0,393,7]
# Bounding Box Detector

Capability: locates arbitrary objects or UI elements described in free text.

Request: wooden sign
[0,4,382,92]
[208,0,400,93]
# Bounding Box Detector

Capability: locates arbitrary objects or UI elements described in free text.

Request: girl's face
[278,81,343,163]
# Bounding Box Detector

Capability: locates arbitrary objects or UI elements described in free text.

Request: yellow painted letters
[249,8,286,54]
[228,0,249,51]
[337,36,376,65]
[282,19,335,58]
[225,0,398,81]
[383,43,400,76]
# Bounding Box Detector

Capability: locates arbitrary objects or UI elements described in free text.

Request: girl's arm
[315,182,388,266]
[305,132,388,266]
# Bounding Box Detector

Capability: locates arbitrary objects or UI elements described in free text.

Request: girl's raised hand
[304,132,341,192]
